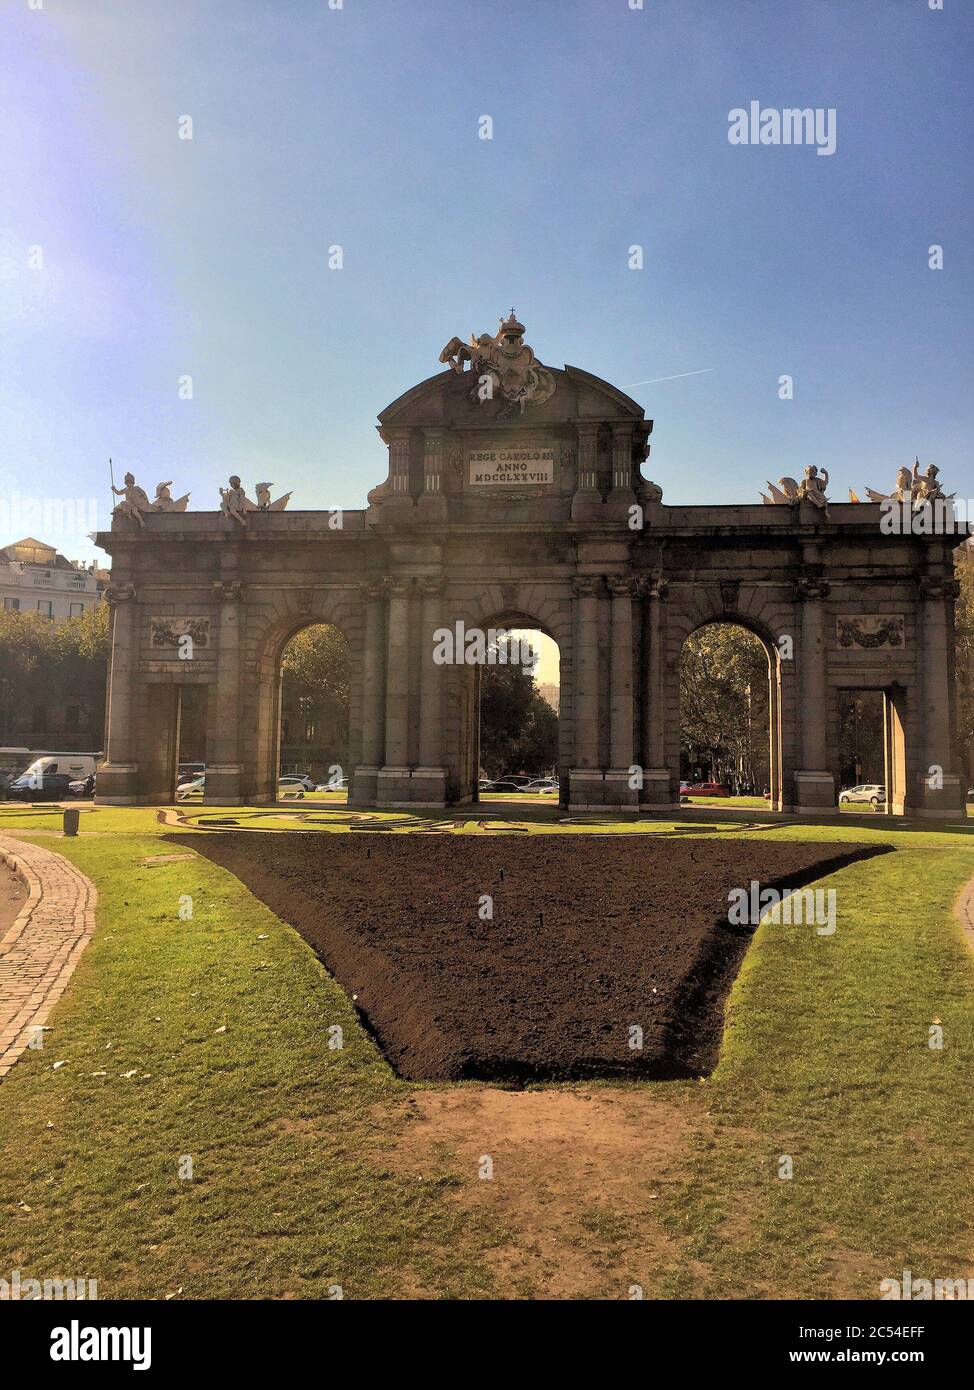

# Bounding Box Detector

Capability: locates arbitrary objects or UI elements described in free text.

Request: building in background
[537,682,560,714]
[0,537,107,618]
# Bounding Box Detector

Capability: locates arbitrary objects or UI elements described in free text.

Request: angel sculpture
[254,482,292,512]
[798,465,830,516]
[219,475,256,526]
[911,459,952,507]
[761,476,801,505]
[152,480,190,512]
[112,472,154,528]
[865,465,913,505]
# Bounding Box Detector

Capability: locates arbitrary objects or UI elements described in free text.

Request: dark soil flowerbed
[181,833,890,1083]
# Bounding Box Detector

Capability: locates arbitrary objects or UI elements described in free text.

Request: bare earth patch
[383,1083,706,1299]
[183,833,890,1082]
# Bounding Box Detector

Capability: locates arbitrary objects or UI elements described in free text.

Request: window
[37,601,53,618]
[3,597,19,611]
[69,602,85,617]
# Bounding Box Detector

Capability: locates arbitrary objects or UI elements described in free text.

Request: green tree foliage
[680,623,770,789]
[479,636,558,777]
[0,605,110,747]
[280,624,350,771]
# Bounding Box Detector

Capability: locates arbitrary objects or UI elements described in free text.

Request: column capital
[419,576,444,598]
[105,582,137,605]
[572,575,603,597]
[637,576,668,601]
[608,575,636,597]
[795,575,830,603]
[919,575,960,601]
[210,579,243,603]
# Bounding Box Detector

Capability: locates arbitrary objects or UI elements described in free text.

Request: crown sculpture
[439,310,556,417]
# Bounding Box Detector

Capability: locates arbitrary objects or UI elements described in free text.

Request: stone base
[909,773,966,819]
[604,769,640,807]
[415,493,448,522]
[792,770,836,814]
[94,762,139,804]
[409,766,448,806]
[637,768,674,809]
[376,766,413,804]
[203,764,243,804]
[349,765,380,808]
[568,768,606,809]
[570,490,603,522]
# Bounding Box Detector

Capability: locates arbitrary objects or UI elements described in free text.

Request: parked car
[5,772,75,802]
[839,783,885,808]
[486,781,523,794]
[177,774,205,800]
[68,774,96,798]
[478,779,495,792]
[524,779,558,794]
[315,776,348,791]
[687,782,731,797]
[279,774,316,793]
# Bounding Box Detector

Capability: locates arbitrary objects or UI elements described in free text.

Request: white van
[23,753,101,781]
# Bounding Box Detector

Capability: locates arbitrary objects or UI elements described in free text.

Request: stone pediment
[378,363,647,430]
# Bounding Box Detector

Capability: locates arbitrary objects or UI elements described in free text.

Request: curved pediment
[378,362,647,430]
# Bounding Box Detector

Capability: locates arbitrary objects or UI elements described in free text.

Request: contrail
[622,368,714,388]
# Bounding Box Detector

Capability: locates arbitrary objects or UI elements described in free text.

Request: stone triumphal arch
[97,313,965,818]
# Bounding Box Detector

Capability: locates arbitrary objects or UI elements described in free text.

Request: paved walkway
[0,835,97,1078]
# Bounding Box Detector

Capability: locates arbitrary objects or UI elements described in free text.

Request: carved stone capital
[362,578,387,602]
[609,576,635,598]
[105,582,137,605]
[919,575,960,601]
[572,575,602,598]
[636,576,668,601]
[211,580,243,603]
[795,575,830,603]
[419,576,443,599]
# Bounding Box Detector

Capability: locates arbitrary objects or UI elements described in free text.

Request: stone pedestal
[568,768,606,809]
[376,767,413,805]
[792,771,837,814]
[204,765,244,804]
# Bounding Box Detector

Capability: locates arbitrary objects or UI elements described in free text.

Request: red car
[689,781,731,797]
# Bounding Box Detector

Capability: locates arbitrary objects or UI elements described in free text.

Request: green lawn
[0,804,972,1298]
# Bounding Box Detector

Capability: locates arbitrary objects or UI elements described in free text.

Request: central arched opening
[276,623,350,802]
[475,625,561,805]
[679,621,778,807]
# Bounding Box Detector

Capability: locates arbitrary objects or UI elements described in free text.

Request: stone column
[204,580,244,804]
[377,578,413,803]
[793,575,835,812]
[605,577,638,806]
[96,583,140,803]
[606,423,637,520]
[571,424,602,521]
[915,575,964,816]
[417,430,448,520]
[413,578,448,804]
[350,580,386,806]
[639,578,672,806]
[570,575,603,806]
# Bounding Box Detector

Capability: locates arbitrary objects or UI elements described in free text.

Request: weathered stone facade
[95,338,966,818]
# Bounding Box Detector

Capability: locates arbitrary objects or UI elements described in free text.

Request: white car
[839,783,885,808]
[315,777,348,791]
[278,775,313,798]
[177,774,205,800]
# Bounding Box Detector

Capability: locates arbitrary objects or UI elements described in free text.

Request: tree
[280,624,350,774]
[0,605,109,748]
[680,623,770,789]
[479,637,558,777]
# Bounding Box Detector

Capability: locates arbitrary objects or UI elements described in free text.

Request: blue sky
[2,0,972,563]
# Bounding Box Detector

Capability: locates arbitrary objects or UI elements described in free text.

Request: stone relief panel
[150,617,211,650]
[835,615,905,649]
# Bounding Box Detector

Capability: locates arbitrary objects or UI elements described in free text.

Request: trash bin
[63,807,80,837]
